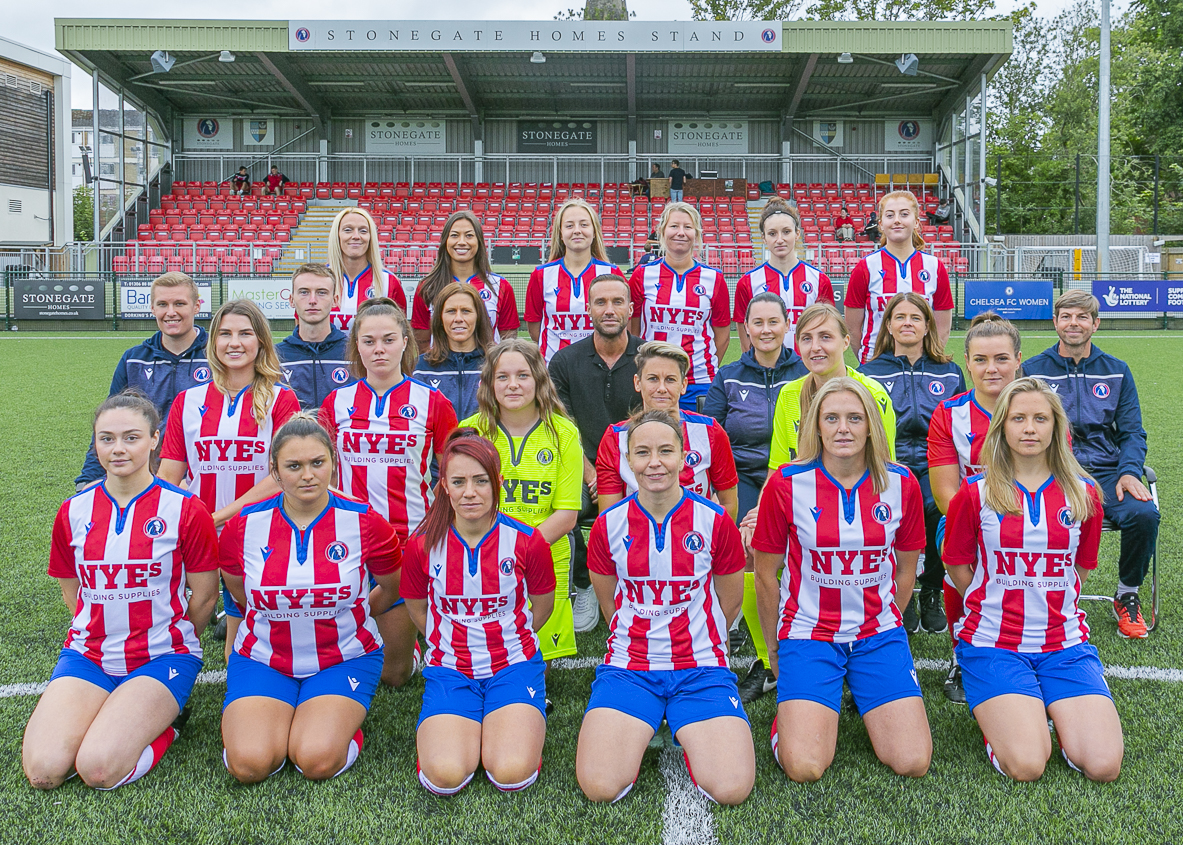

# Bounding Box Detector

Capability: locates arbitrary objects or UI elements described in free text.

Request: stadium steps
[276,202,351,275]
[746,201,765,261]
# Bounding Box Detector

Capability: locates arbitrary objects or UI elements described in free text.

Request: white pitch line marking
[1,657,1180,698]
[659,746,718,845]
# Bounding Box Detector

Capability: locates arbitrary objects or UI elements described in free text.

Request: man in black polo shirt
[549,273,643,632]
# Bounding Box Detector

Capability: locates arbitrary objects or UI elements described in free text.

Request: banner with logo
[225,277,292,320]
[518,121,597,153]
[243,118,275,146]
[1093,280,1183,313]
[365,119,447,154]
[14,279,106,320]
[182,117,234,151]
[885,119,932,152]
[119,279,214,319]
[668,121,748,155]
[964,281,1054,320]
[291,21,781,52]
[812,120,843,149]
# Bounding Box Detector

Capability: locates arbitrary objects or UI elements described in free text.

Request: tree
[687,0,993,21]
[555,0,634,20]
[73,185,93,242]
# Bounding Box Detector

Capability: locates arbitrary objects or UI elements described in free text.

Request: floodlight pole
[1097,0,1111,275]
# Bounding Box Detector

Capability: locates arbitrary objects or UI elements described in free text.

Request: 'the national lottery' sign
[1093,280,1183,313]
[963,281,1053,320]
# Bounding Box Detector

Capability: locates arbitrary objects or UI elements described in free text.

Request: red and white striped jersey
[331,265,407,332]
[630,260,732,386]
[525,258,625,363]
[927,390,992,482]
[161,383,301,515]
[943,475,1103,652]
[48,479,219,674]
[411,273,521,343]
[319,377,458,538]
[596,409,739,500]
[400,514,557,679]
[219,492,402,678]
[588,491,745,671]
[751,461,926,643]
[845,249,954,364]
[732,262,835,348]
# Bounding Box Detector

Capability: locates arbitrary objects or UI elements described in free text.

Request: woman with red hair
[401,429,556,796]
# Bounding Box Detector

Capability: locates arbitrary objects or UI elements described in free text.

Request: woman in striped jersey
[404,430,555,796]
[944,377,1122,782]
[327,206,406,331]
[319,298,458,688]
[158,299,301,659]
[753,378,931,782]
[733,198,835,352]
[577,410,752,805]
[629,202,731,411]
[525,198,625,364]
[24,391,219,791]
[219,414,402,782]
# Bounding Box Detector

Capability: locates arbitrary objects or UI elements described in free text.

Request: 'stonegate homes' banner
[1093,280,1183,313]
[365,120,447,154]
[290,21,781,51]
[668,121,749,155]
[964,281,1054,320]
[14,279,105,320]
[119,279,214,319]
[518,121,597,153]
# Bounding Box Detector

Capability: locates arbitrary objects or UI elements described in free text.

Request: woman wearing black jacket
[858,292,965,634]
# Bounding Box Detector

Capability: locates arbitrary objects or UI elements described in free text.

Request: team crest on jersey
[536,449,554,465]
[325,541,349,562]
[929,381,946,396]
[1057,506,1075,528]
[801,281,813,294]
[919,269,931,283]
[479,288,493,301]
[193,366,211,382]
[332,367,350,384]
[684,450,703,468]
[398,404,418,420]
[364,285,376,300]
[682,531,706,553]
[693,284,708,296]
[1093,383,1111,399]
[142,516,167,538]
[872,503,893,524]
[499,557,515,575]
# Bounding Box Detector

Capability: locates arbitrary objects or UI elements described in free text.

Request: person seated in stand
[263,165,289,196]
[862,211,880,243]
[24,391,219,791]
[943,377,1122,782]
[834,206,855,242]
[404,430,555,796]
[926,198,952,227]
[650,163,665,180]
[231,166,251,196]
[576,410,753,806]
[753,378,931,782]
[1024,290,1159,639]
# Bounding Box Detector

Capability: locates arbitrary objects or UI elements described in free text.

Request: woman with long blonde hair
[844,189,954,364]
[461,339,583,666]
[753,377,931,782]
[411,210,519,349]
[327,206,406,330]
[159,299,301,656]
[629,201,731,410]
[943,377,1121,783]
[525,198,624,364]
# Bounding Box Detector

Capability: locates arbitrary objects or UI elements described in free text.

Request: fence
[990,153,1183,237]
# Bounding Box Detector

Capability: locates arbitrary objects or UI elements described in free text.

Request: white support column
[92,70,100,243]
[628,139,637,177]
[978,73,988,241]
[318,139,329,183]
[1098,0,1111,274]
[474,138,484,183]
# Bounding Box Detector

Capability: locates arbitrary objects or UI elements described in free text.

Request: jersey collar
[630,489,688,552]
[362,376,408,417]
[278,498,332,564]
[99,478,160,535]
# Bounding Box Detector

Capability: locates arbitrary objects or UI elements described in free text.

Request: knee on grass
[420,757,478,792]
[578,768,638,803]
[690,770,753,806]
[485,756,540,790]
[380,658,414,688]
[879,747,931,779]
[226,748,286,784]
[996,750,1049,783]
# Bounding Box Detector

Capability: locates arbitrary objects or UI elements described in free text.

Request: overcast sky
[9,0,1113,108]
